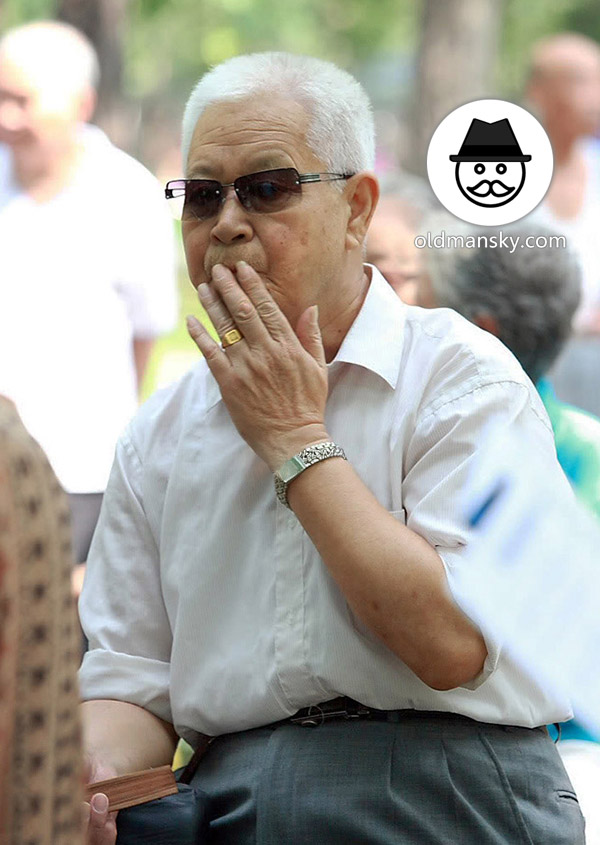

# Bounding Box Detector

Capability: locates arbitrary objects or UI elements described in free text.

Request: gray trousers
[192,714,585,844]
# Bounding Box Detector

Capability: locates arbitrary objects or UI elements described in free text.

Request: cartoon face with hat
[450,118,532,208]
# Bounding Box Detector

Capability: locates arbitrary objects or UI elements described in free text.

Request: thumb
[296,305,325,366]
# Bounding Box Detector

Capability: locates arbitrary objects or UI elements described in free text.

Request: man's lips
[467,179,514,198]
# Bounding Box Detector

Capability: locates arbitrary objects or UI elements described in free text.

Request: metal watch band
[274,441,347,508]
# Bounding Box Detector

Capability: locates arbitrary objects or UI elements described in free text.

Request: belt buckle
[290,700,372,727]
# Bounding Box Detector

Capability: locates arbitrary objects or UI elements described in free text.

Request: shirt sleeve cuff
[78,649,172,725]
[437,546,502,691]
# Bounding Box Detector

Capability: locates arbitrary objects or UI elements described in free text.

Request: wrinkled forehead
[186,93,321,176]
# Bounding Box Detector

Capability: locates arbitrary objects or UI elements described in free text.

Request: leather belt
[179,697,487,783]
[274,696,478,728]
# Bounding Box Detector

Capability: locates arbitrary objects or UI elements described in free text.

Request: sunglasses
[165,167,354,222]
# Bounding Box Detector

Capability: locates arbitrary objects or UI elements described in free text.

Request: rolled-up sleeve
[398,378,567,690]
[78,429,173,724]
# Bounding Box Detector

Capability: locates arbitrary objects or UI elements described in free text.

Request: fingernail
[91,793,108,813]
[236,261,252,280]
[198,283,210,299]
[312,304,319,321]
[186,315,200,330]
[212,264,227,281]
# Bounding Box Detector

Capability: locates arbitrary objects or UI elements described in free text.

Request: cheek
[182,227,209,287]
[268,218,319,265]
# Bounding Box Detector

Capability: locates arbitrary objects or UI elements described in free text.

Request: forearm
[81,699,178,776]
[287,456,487,690]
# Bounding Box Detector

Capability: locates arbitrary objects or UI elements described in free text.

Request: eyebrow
[187,152,293,180]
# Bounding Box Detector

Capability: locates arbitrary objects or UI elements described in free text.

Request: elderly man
[365,175,435,303]
[0,22,177,583]
[417,220,600,520]
[527,33,600,415]
[81,54,584,844]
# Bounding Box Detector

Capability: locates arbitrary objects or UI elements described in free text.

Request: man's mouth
[467,180,514,198]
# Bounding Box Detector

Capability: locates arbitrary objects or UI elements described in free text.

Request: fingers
[86,793,117,845]
[234,261,289,339]
[296,305,326,367]
[197,280,238,342]
[200,264,270,348]
[186,315,231,381]
[203,263,291,346]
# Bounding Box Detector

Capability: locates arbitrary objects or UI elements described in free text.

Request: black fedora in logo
[449,118,532,162]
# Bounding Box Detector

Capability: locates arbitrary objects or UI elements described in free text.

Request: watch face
[279,455,306,483]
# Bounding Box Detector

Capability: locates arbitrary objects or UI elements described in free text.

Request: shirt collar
[329,265,405,389]
[205,264,405,410]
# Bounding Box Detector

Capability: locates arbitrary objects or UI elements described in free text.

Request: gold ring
[221,328,244,348]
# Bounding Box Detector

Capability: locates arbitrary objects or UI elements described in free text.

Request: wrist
[266,424,331,472]
[273,440,347,508]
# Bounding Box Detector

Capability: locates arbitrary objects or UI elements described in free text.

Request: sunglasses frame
[165,167,354,221]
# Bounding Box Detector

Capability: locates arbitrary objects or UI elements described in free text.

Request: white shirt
[79,267,574,747]
[0,126,177,493]
[535,137,600,333]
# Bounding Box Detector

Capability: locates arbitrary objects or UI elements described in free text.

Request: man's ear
[77,86,97,124]
[344,172,379,251]
[474,312,500,338]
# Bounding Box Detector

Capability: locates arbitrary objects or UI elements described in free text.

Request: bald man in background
[527,33,600,415]
[0,22,177,587]
[365,176,436,304]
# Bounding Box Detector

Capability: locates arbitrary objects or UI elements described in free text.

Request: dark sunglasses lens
[238,169,301,212]
[183,181,221,221]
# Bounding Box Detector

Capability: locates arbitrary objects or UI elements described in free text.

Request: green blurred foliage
[3,0,600,104]
[126,0,417,102]
[499,0,590,98]
[564,1,600,43]
[4,0,600,106]
[1,0,54,27]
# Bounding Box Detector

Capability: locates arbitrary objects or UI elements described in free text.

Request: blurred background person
[365,172,437,303]
[417,220,600,521]
[0,394,84,844]
[415,221,600,841]
[0,22,178,592]
[526,32,600,416]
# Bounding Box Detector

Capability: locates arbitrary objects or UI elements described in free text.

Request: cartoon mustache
[467,180,514,198]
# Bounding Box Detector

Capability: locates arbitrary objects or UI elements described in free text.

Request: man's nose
[210,186,253,245]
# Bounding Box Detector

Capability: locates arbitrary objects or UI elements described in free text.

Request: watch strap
[274,441,346,508]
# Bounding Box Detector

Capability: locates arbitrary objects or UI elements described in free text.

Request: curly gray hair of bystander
[425,218,581,383]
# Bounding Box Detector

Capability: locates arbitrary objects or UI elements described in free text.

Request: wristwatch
[274,441,347,508]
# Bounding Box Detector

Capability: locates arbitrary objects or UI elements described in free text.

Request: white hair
[0,21,100,92]
[181,52,375,175]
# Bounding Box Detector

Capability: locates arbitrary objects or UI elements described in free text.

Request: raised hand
[186,261,330,470]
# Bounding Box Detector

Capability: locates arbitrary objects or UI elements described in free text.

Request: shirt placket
[273,504,322,708]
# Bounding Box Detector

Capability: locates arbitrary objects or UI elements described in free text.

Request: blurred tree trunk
[408,0,503,176]
[56,0,136,149]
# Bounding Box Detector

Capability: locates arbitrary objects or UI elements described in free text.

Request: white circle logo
[427,99,553,226]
